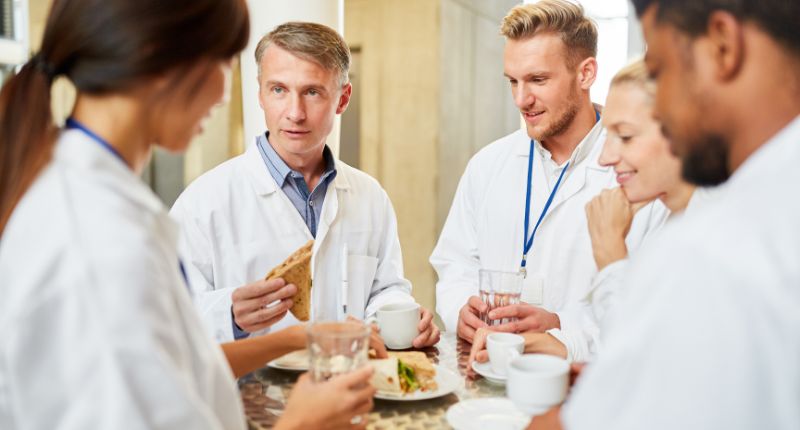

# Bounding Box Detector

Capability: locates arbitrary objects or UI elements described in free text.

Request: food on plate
[370,351,438,394]
[265,240,313,321]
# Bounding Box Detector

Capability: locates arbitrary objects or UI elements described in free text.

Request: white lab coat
[563,115,800,429]
[556,188,715,362]
[431,123,669,343]
[171,137,414,342]
[0,131,245,429]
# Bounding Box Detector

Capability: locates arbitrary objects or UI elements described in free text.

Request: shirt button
[309,200,314,206]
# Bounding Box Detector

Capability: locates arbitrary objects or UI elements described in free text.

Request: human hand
[585,188,646,270]
[488,303,560,333]
[569,362,586,387]
[526,405,563,430]
[413,307,441,348]
[231,278,297,333]
[467,326,494,367]
[347,316,388,359]
[278,366,376,430]
[521,332,567,359]
[457,296,488,342]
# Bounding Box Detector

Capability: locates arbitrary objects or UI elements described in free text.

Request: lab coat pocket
[347,254,378,320]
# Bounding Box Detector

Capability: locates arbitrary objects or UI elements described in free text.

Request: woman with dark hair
[0,1,374,428]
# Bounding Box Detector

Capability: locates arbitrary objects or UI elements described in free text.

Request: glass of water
[306,320,371,382]
[479,269,524,326]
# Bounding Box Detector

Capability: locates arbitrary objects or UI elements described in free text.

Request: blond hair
[255,21,350,86]
[500,0,597,67]
[610,58,656,99]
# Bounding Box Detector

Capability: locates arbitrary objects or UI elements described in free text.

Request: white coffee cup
[486,332,524,375]
[375,302,420,349]
[506,354,569,415]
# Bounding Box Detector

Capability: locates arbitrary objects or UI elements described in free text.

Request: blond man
[172,22,440,346]
[431,0,667,358]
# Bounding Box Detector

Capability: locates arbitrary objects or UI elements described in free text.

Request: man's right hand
[232,278,297,333]
[457,296,488,342]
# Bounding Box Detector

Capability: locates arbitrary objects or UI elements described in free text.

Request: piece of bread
[265,240,313,321]
[370,357,402,394]
[388,351,438,391]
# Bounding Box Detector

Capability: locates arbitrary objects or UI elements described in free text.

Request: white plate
[374,365,460,401]
[471,361,507,385]
[446,398,531,430]
[267,350,309,371]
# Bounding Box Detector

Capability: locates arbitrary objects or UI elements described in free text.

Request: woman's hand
[277,365,377,430]
[585,188,635,270]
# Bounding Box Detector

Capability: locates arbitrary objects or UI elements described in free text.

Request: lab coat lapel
[244,140,314,240]
[544,122,607,213]
[314,170,350,253]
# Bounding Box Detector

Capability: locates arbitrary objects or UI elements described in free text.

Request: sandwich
[265,240,313,321]
[371,351,438,394]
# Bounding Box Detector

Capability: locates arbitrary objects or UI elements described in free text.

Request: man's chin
[680,135,731,186]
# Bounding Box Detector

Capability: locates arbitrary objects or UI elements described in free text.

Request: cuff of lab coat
[546,328,575,363]
[592,259,628,289]
[555,307,585,334]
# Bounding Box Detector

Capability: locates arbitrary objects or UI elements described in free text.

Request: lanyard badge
[520,140,569,278]
[519,110,599,277]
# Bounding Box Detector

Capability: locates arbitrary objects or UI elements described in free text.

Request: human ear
[336,82,352,115]
[704,10,744,82]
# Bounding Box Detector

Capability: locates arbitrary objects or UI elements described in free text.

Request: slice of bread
[389,351,438,391]
[265,240,313,321]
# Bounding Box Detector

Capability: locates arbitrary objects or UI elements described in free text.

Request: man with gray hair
[172,22,440,347]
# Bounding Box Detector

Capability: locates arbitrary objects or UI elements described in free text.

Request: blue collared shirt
[232,133,337,340]
[257,132,337,237]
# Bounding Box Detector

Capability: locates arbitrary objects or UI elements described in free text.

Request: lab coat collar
[244,135,351,196]
[59,129,166,215]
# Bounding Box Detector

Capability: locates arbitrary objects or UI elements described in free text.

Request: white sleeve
[4,240,237,429]
[430,158,482,333]
[587,258,629,327]
[170,199,236,342]
[562,234,791,430]
[549,259,629,363]
[364,190,415,318]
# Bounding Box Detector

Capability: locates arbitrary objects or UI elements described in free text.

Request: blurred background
[1,0,644,317]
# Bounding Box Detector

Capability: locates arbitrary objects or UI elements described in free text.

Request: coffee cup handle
[508,348,521,361]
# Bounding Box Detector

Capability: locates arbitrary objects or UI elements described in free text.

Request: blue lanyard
[520,110,600,276]
[179,260,191,292]
[65,117,126,165]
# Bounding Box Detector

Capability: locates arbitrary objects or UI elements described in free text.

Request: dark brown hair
[0,0,249,234]
[632,0,800,58]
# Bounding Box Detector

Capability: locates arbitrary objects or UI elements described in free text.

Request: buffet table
[239,332,506,429]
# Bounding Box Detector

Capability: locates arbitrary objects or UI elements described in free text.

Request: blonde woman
[470,59,708,365]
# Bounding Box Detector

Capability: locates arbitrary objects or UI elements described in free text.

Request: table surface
[239,332,507,429]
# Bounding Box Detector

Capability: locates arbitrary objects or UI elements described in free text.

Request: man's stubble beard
[530,84,581,142]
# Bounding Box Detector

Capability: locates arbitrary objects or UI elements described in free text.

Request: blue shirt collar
[257,132,337,187]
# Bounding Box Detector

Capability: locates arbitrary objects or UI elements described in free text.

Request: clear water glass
[306,320,371,382]
[479,269,523,326]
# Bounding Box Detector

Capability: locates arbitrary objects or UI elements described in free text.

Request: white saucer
[471,361,507,385]
[374,365,460,401]
[446,398,530,430]
[266,350,309,371]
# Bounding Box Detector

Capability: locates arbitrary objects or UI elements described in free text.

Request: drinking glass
[479,269,523,326]
[306,320,371,382]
